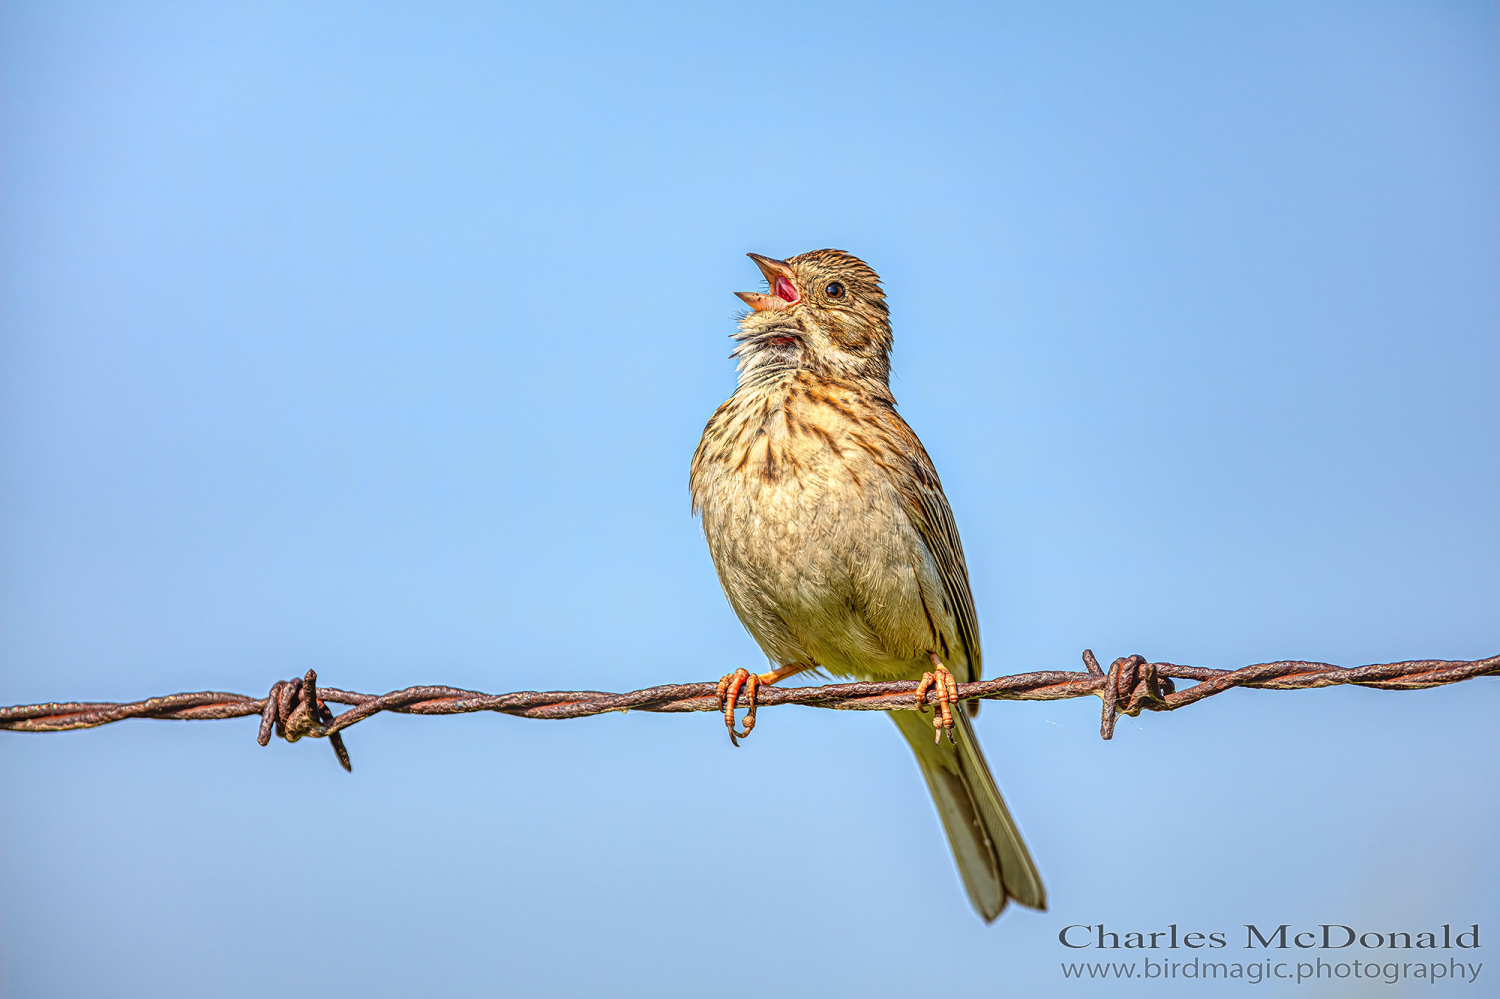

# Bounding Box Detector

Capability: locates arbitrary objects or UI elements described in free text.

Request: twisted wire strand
[3,653,1495,763]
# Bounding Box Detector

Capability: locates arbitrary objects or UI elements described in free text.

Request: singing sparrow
[689,249,1045,920]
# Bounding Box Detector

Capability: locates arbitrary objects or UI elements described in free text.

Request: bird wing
[880,409,983,682]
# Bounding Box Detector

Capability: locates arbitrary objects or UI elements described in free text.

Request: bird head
[732,249,892,385]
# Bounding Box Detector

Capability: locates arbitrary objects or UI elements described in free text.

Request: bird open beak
[736,253,799,311]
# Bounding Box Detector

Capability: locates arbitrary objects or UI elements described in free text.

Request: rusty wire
[1,651,1495,771]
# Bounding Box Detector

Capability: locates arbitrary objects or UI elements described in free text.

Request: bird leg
[715,663,803,746]
[916,652,959,744]
[758,663,804,685]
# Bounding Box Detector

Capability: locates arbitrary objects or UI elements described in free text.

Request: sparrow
[689,249,1046,921]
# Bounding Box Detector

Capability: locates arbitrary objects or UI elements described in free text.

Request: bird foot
[916,656,959,744]
[716,668,759,746]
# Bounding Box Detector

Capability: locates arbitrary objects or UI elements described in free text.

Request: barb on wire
[2,653,1495,770]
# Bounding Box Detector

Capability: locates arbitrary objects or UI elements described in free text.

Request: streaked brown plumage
[690,249,1045,921]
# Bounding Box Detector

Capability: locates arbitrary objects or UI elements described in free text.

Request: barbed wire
[2,651,1494,771]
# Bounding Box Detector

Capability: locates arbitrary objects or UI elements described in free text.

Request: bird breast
[691,373,949,680]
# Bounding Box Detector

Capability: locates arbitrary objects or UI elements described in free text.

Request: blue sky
[2,3,1497,996]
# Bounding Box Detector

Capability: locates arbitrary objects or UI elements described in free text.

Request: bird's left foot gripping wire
[916,654,959,744]
[256,669,352,771]
[716,668,759,746]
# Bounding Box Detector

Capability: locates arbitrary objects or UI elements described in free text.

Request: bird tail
[889,708,1046,921]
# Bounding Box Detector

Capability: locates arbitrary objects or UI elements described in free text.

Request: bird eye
[825,282,844,299]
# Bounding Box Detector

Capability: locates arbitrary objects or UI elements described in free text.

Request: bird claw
[916,657,958,744]
[715,668,759,747]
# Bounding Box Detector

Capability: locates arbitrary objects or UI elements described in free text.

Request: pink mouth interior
[774,276,799,303]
